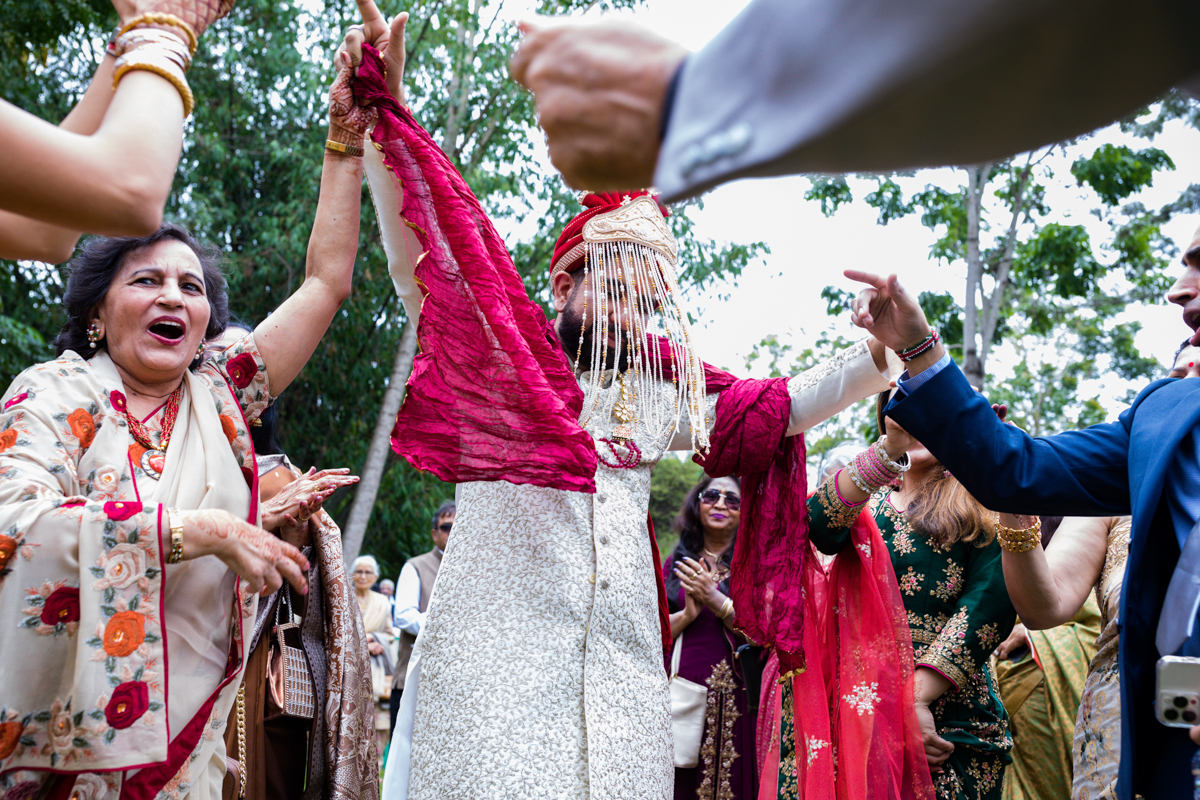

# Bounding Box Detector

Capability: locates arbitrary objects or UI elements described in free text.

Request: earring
[194,342,206,362]
[86,323,102,347]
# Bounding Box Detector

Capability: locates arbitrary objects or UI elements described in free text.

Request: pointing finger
[843,269,888,289]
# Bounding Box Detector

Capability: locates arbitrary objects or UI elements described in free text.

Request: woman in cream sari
[0,49,376,800]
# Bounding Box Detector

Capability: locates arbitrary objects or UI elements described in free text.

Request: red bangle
[897,329,940,362]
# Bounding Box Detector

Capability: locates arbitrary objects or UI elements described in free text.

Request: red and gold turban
[547,190,707,453]
[549,191,675,279]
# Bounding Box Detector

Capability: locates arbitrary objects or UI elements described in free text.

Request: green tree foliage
[648,456,703,558]
[797,104,1198,434]
[0,0,765,580]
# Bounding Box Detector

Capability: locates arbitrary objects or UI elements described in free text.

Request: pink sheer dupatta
[758,515,935,800]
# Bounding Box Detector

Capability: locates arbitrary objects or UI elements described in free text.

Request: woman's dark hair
[224,317,282,456]
[52,223,229,365]
[664,474,740,607]
[875,391,993,547]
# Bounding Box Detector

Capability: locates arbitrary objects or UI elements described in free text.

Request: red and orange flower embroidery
[67,408,96,449]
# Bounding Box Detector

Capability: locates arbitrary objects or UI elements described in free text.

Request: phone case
[1155,656,1200,727]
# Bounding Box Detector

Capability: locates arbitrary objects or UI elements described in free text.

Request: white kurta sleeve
[785,339,890,436]
[393,561,424,636]
[364,142,425,324]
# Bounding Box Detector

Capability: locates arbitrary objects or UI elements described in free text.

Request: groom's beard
[559,292,633,373]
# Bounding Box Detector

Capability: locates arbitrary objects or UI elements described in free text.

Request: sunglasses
[436,523,453,533]
[699,489,741,510]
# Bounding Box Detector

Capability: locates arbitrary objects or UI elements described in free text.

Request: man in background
[388,501,455,737]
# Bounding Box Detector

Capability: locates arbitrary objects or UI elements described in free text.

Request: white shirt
[393,547,443,636]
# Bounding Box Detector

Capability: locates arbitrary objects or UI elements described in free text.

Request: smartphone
[1156,656,1200,727]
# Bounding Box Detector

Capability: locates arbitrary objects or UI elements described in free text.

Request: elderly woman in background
[353,555,396,755]
[0,42,377,800]
[665,475,757,800]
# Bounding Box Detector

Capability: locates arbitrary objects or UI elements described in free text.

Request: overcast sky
[496,0,1200,418]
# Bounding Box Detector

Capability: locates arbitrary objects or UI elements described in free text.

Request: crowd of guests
[646,339,1186,800]
[351,501,455,762]
[0,0,1196,797]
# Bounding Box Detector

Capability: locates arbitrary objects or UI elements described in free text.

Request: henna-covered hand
[260,467,359,532]
[329,65,377,143]
[337,0,409,107]
[178,509,310,597]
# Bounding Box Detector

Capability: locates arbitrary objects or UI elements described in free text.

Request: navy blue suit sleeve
[885,360,1131,516]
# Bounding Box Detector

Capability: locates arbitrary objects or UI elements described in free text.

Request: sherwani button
[600,535,609,545]
[599,579,609,590]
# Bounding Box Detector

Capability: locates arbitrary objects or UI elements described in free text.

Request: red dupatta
[352,47,598,495]
[758,514,935,800]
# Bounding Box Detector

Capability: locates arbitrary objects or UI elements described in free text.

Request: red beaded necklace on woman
[125,384,184,480]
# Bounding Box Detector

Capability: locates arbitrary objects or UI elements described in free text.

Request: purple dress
[664,554,759,800]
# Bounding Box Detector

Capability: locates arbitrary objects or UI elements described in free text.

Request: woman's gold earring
[86,323,102,347]
[195,343,205,362]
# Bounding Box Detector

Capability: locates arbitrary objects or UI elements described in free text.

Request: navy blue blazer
[887,359,1199,799]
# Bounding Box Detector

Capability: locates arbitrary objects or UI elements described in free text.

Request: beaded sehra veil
[553,194,709,453]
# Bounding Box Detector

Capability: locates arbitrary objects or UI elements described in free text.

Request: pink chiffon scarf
[757,514,935,800]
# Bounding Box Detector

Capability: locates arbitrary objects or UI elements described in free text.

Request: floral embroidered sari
[0,338,272,800]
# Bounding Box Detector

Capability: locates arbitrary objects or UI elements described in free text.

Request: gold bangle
[995,516,1042,553]
[167,507,185,564]
[719,597,734,620]
[118,13,198,55]
[114,56,195,117]
[325,139,364,158]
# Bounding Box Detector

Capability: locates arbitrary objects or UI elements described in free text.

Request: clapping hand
[674,556,723,609]
[261,468,358,527]
[178,509,310,597]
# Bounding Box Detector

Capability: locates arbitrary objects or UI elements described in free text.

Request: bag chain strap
[236,685,247,798]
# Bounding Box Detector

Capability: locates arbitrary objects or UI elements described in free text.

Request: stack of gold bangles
[111,13,197,117]
[995,515,1042,553]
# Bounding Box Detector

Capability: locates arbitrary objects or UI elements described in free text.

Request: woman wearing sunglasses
[664,475,756,799]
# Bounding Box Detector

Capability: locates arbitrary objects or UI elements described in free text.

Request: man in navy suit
[846,222,1200,799]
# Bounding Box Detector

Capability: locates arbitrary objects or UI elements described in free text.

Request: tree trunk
[960,165,990,389]
[341,319,419,564]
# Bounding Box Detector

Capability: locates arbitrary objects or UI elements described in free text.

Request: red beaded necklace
[125,384,183,479]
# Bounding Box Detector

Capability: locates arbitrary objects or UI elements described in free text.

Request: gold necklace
[612,370,637,442]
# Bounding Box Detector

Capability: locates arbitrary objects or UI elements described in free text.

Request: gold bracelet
[114,54,195,117]
[995,515,1042,553]
[718,597,734,620]
[325,139,364,158]
[117,13,198,55]
[167,507,185,564]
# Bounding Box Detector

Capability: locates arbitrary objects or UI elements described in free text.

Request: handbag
[265,588,316,720]
[668,631,708,768]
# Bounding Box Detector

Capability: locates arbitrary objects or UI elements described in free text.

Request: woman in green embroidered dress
[803,392,1019,800]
